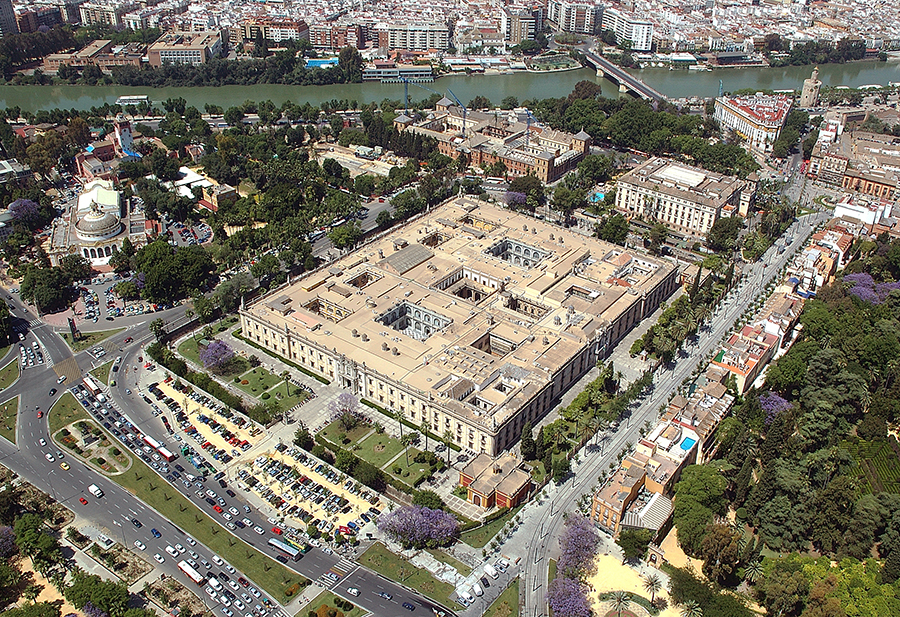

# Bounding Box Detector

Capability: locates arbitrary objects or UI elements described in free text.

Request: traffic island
[59,327,125,353]
[0,395,18,444]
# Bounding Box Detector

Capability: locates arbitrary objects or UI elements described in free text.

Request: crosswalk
[314,557,357,588]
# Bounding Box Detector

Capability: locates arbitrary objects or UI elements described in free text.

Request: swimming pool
[306,58,338,68]
[680,437,697,451]
[589,192,605,203]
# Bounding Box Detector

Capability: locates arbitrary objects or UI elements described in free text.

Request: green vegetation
[110,452,307,603]
[48,391,89,435]
[320,418,372,446]
[842,437,900,494]
[59,328,124,353]
[0,395,18,443]
[0,359,18,391]
[485,578,519,617]
[235,367,282,395]
[357,543,457,607]
[461,506,522,549]
[176,336,202,365]
[355,433,405,469]
[90,360,113,385]
[304,590,366,617]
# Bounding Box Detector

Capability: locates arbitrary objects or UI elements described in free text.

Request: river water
[1,60,899,111]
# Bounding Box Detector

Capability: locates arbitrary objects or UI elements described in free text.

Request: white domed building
[47,179,149,268]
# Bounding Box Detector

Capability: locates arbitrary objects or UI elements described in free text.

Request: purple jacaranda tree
[505,191,527,208]
[329,391,367,430]
[759,391,791,426]
[377,505,459,549]
[199,339,234,371]
[557,514,599,579]
[132,272,146,290]
[8,198,39,223]
[547,577,591,617]
[82,602,108,617]
[0,526,17,559]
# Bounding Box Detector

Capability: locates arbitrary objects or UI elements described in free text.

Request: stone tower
[799,67,822,109]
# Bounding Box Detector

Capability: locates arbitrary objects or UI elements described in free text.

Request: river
[1,60,899,111]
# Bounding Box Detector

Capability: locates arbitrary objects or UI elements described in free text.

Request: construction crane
[446,89,467,138]
[524,109,540,147]
[399,77,442,117]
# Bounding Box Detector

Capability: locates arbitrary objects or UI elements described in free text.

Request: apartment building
[79,1,138,28]
[15,5,63,33]
[714,94,792,153]
[547,0,598,35]
[373,22,450,51]
[615,158,754,237]
[601,7,654,52]
[240,198,677,456]
[148,31,223,67]
[501,7,538,44]
[0,0,17,37]
[239,19,310,44]
[309,24,364,50]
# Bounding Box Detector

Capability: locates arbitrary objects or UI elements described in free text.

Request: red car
[238,577,249,587]
[36,410,43,419]
[213,505,223,513]
[124,337,133,344]
[79,497,88,505]
[272,527,283,535]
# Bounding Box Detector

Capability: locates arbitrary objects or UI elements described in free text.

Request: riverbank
[1,59,899,111]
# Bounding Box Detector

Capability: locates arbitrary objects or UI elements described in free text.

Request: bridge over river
[582,50,667,102]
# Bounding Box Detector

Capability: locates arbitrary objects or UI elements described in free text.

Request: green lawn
[548,559,557,586]
[90,361,113,386]
[110,455,307,604]
[177,336,202,365]
[236,367,283,395]
[385,447,430,487]
[304,590,366,617]
[59,328,125,353]
[320,419,372,446]
[461,506,523,549]
[358,543,458,607]
[0,359,18,391]
[485,577,519,617]
[265,382,310,411]
[426,548,472,577]
[356,432,405,469]
[0,396,18,444]
[49,392,90,435]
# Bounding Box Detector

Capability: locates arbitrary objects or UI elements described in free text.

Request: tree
[223,107,244,127]
[680,600,703,617]
[198,340,234,372]
[596,214,629,245]
[643,573,662,604]
[755,567,809,617]
[59,255,92,282]
[328,221,363,250]
[468,96,491,110]
[557,515,599,578]
[412,490,444,510]
[329,392,365,430]
[611,591,631,617]
[552,456,571,482]
[617,528,651,562]
[698,523,743,583]
[20,266,71,313]
[649,223,669,255]
[293,423,314,451]
[547,577,591,617]
[706,217,744,253]
[149,318,165,342]
[375,209,393,229]
[520,421,536,461]
[377,505,459,548]
[337,46,363,83]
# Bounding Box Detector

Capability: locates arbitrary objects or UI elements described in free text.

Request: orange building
[459,453,532,509]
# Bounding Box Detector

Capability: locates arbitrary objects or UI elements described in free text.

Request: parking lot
[18,341,45,370]
[171,220,213,247]
[243,447,382,540]
[76,277,174,325]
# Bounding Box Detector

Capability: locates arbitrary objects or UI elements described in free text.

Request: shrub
[261,393,270,400]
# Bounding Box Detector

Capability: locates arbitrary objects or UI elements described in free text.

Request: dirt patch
[144,575,212,617]
[19,556,82,617]
[586,555,680,617]
[373,444,384,452]
[55,419,132,475]
[88,542,153,585]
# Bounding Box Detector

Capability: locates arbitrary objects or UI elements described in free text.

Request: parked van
[471,583,484,597]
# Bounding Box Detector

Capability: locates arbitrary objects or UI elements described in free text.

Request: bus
[143,435,161,450]
[267,537,301,561]
[82,375,102,395]
[157,447,177,462]
[177,560,205,585]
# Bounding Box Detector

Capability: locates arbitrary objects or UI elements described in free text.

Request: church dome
[75,203,121,240]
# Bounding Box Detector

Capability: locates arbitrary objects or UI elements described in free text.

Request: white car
[229,507,239,515]
[224,563,235,573]
[253,526,265,535]
[347,587,360,597]
[154,553,165,563]
[174,544,185,553]
[134,540,146,551]
[222,512,233,520]
[165,546,179,558]
[38,438,46,447]
[242,518,252,526]
[45,453,55,462]
[249,587,260,598]
[186,536,196,546]
[212,555,224,566]
[228,580,240,591]
[234,600,245,611]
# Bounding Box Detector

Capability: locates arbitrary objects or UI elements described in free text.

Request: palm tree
[743,559,763,583]
[420,420,429,451]
[589,415,608,445]
[443,430,453,466]
[185,309,196,341]
[280,370,291,397]
[611,590,631,617]
[395,409,409,467]
[149,318,165,342]
[643,573,662,604]
[681,600,703,617]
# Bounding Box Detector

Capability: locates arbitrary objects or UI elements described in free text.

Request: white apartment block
[601,7,654,51]
[547,0,597,34]
[374,22,450,51]
[615,158,753,237]
[79,1,138,27]
[714,94,792,153]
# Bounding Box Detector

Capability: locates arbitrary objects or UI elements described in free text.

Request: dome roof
[75,204,121,239]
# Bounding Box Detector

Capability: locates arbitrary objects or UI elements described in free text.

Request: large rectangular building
[148,31,223,67]
[241,198,678,456]
[374,22,450,52]
[714,94,792,153]
[615,158,754,237]
[601,7,654,52]
[79,1,137,28]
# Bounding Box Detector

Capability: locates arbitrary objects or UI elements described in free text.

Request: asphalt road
[0,294,452,617]
[508,210,829,617]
